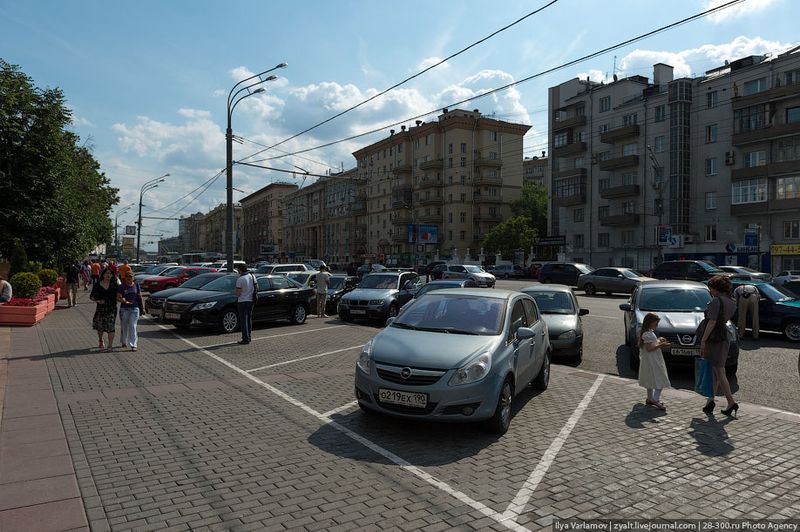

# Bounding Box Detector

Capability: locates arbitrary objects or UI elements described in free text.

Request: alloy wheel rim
[500,383,512,426]
[295,306,306,322]
[543,355,550,384]
[223,312,237,332]
[787,322,800,341]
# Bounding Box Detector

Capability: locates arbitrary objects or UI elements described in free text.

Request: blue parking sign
[657,225,671,245]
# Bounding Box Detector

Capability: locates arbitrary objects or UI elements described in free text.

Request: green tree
[0,59,118,265]
[510,181,548,236]
[481,216,537,260]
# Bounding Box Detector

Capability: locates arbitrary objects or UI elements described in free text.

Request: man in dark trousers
[65,261,81,308]
[234,263,256,344]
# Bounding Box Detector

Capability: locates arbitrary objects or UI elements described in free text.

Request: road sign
[535,235,566,246]
[125,225,137,236]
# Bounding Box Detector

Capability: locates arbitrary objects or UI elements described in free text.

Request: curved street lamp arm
[226,63,287,109]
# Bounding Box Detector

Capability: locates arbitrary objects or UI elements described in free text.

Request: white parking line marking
[583,314,618,320]
[501,374,604,521]
[154,322,532,532]
[198,325,348,350]
[321,401,358,418]
[245,345,364,373]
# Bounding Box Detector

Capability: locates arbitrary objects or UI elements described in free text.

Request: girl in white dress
[638,312,671,411]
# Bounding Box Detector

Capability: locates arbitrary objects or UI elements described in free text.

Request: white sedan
[773,270,800,285]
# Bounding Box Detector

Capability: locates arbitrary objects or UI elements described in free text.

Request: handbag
[694,357,714,396]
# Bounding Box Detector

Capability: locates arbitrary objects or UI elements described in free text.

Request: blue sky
[1,0,797,249]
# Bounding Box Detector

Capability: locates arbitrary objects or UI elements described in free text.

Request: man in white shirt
[733,283,759,339]
[234,264,256,344]
[314,266,332,318]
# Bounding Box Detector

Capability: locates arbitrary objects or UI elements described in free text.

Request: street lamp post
[226,62,287,272]
[136,173,170,263]
[114,204,134,257]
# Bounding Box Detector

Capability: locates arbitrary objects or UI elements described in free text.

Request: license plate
[671,348,699,356]
[350,309,366,315]
[165,312,181,320]
[378,388,427,408]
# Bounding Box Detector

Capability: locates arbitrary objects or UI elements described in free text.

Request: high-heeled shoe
[721,403,739,417]
[702,400,715,414]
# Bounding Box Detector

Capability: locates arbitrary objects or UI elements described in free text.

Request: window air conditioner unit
[724,151,735,165]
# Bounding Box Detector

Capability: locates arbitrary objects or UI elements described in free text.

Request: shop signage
[771,244,800,256]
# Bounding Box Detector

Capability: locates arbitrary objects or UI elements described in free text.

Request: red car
[140,267,217,293]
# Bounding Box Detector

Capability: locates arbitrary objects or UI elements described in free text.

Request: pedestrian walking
[90,268,118,351]
[315,266,332,318]
[733,283,759,339]
[80,260,91,290]
[117,259,132,282]
[638,312,671,411]
[117,270,143,351]
[699,275,739,417]
[234,264,256,344]
[0,275,12,302]
[90,260,101,285]
[65,261,80,307]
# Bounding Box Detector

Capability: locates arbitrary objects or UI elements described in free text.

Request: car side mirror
[579,308,589,316]
[619,303,632,312]
[386,317,396,326]
[516,327,535,340]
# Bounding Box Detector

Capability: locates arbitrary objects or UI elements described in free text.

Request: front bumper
[338,302,390,320]
[473,277,496,288]
[549,335,582,356]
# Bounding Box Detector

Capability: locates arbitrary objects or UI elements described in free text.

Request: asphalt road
[495,279,800,414]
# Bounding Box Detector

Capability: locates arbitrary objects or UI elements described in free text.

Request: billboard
[407,224,438,244]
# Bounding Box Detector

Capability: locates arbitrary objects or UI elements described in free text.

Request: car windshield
[464,265,483,273]
[180,274,220,289]
[622,269,645,278]
[698,261,722,273]
[576,264,594,274]
[160,267,185,276]
[525,291,575,314]
[393,294,505,335]
[200,276,238,293]
[328,277,346,289]
[639,287,711,311]
[733,266,757,273]
[255,265,272,273]
[358,274,398,289]
[758,283,796,302]
[288,273,311,285]
[145,265,167,274]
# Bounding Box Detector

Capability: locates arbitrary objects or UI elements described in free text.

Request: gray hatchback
[354,289,551,434]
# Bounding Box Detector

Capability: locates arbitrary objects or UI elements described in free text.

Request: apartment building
[548,45,800,272]
[352,108,530,265]
[523,154,549,185]
[322,169,361,265]
[240,182,298,262]
[194,203,242,256]
[284,179,326,260]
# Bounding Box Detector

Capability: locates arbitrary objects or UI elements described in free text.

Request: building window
[731,178,768,204]
[448,212,453,223]
[460,212,466,223]
[425,134,433,145]
[705,225,717,242]
[599,96,611,113]
[554,132,568,148]
[598,233,609,247]
[622,172,637,185]
[784,220,800,239]
[776,176,800,200]
[654,105,666,122]
[622,230,634,245]
[623,143,638,156]
[576,130,586,142]
[460,193,466,202]
[653,135,666,153]
[460,230,466,241]
[448,143,453,154]
[787,107,800,124]
[573,234,584,248]
[460,142,467,154]
[706,124,718,143]
[598,123,609,133]
[448,158,453,168]
[622,201,636,214]
[705,192,717,210]
[598,206,609,219]
[623,113,638,126]
[706,91,719,108]
[599,178,610,191]
[705,158,718,176]
[743,77,767,96]
[448,230,453,241]
[574,208,584,223]
[461,175,466,185]
[734,104,769,133]
[776,136,800,162]
[574,156,585,168]
[744,150,767,167]
[460,157,466,167]
[398,143,403,153]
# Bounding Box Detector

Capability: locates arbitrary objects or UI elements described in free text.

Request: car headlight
[558,330,577,340]
[357,339,373,373]
[193,301,218,310]
[449,352,492,386]
[369,299,384,305]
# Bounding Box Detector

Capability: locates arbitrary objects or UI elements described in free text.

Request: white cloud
[72,116,94,127]
[703,0,779,23]
[415,56,450,71]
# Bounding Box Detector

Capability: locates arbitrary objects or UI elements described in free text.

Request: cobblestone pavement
[1,289,799,531]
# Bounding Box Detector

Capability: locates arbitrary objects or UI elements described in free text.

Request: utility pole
[647,145,665,266]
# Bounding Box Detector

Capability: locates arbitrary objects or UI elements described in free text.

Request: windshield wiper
[392,322,419,330]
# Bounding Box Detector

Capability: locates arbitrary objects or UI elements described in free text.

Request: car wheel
[532,351,550,390]
[574,344,583,364]
[387,303,399,319]
[629,346,640,371]
[290,304,307,325]
[783,320,800,342]
[503,273,509,280]
[584,283,596,296]
[219,308,239,333]
[486,379,513,434]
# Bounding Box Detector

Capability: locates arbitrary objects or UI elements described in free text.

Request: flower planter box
[0,301,49,326]
[57,278,68,299]
[45,293,56,312]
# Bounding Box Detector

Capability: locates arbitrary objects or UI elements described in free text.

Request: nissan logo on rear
[400,367,412,379]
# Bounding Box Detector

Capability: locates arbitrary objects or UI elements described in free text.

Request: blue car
[730,280,800,342]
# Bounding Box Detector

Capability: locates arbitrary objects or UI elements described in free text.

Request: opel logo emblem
[682,335,693,344]
[400,367,412,379]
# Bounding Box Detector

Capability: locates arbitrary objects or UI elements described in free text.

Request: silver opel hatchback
[354,289,551,434]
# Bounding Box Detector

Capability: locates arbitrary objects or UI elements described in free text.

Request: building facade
[284,180,326,261]
[195,204,243,256]
[523,154,549,185]
[240,182,298,262]
[548,46,800,272]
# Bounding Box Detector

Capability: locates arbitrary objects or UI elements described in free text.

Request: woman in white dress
[638,312,672,411]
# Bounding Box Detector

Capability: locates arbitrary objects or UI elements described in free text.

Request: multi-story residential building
[240,182,297,262]
[322,168,361,265]
[197,203,242,256]
[284,179,327,260]
[548,46,800,272]
[183,212,205,253]
[352,108,530,265]
[523,153,549,185]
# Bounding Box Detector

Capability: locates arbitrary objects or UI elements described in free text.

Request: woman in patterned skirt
[90,268,118,351]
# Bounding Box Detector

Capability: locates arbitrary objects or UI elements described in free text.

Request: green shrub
[27,261,43,273]
[9,242,28,277]
[10,272,42,299]
[37,269,59,286]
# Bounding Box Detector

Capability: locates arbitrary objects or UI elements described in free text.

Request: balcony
[553,115,586,131]
[553,167,587,179]
[474,157,503,168]
[391,185,412,208]
[473,174,502,186]
[391,233,408,244]
[418,177,444,189]
[391,212,411,226]
[599,213,640,227]
[600,184,641,199]
[553,190,586,207]
[733,83,800,109]
[599,154,639,171]
[419,158,444,171]
[731,160,800,180]
[474,212,502,222]
[392,163,412,175]
[473,194,503,204]
[600,124,640,144]
[419,195,444,206]
[351,200,367,215]
[417,213,443,223]
[732,122,800,146]
[553,141,587,157]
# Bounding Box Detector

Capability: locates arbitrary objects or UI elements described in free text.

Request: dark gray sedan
[577,267,654,295]
[521,285,587,362]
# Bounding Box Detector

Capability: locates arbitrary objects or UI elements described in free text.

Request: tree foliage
[481,216,537,260]
[0,59,118,266]
[510,180,548,236]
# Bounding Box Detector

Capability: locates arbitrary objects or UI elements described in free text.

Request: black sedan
[161,274,315,333]
[324,275,359,315]
[145,272,229,318]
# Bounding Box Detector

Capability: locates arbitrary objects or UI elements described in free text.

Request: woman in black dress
[90,268,118,351]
